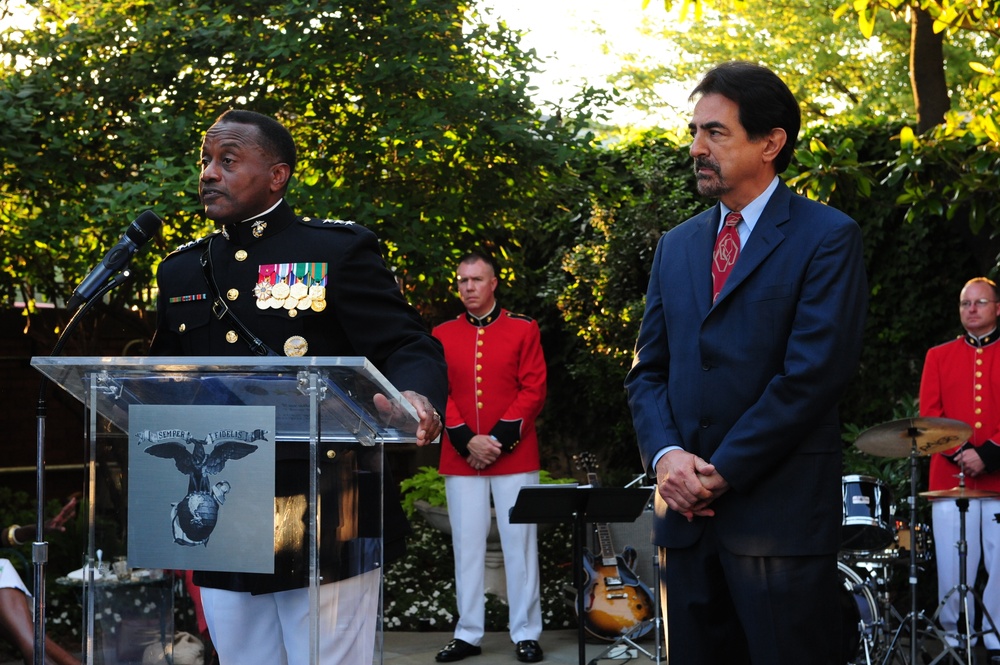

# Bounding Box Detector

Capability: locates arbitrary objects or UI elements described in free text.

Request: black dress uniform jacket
[150,200,447,594]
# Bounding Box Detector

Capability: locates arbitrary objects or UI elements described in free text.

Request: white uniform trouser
[931,497,1000,649]
[201,569,380,665]
[445,472,542,645]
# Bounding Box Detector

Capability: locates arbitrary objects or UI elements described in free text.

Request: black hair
[215,109,297,177]
[690,62,801,173]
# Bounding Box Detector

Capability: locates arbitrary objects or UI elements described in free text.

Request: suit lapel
[684,207,719,320]
[712,184,790,307]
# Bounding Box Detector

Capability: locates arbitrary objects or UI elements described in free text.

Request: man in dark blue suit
[625,62,868,664]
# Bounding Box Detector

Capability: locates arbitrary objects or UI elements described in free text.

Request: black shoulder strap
[200,237,279,357]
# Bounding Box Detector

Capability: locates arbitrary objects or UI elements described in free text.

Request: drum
[841,475,895,552]
[839,561,881,665]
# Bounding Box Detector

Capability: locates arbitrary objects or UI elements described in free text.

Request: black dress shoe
[435,639,482,662]
[515,640,544,663]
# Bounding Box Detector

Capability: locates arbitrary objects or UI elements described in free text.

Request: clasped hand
[655,449,729,521]
[465,434,502,471]
[954,447,986,478]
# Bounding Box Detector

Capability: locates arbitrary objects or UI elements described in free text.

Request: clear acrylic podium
[32,355,421,665]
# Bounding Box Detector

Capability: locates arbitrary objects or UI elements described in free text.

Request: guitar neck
[588,471,619,566]
[595,523,618,566]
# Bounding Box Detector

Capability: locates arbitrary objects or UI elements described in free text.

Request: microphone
[67,210,162,309]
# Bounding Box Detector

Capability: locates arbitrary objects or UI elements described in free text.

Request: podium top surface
[31,355,420,444]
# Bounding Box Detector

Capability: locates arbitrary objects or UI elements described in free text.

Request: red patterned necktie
[712,211,742,302]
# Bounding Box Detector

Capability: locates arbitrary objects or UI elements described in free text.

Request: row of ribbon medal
[252,262,328,313]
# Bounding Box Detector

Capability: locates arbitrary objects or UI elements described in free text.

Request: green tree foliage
[622,0,983,129]
[0,0,599,331]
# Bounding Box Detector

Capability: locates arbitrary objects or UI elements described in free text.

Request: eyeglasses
[959,299,997,309]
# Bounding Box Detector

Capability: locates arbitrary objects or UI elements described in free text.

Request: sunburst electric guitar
[572,452,655,641]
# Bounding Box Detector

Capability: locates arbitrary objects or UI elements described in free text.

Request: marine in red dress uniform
[434,306,546,477]
[919,277,1000,654]
[431,252,547,664]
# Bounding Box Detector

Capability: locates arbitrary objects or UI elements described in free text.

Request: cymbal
[854,417,971,458]
[919,486,1000,500]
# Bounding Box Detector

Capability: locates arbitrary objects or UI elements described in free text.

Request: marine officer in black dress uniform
[150,109,447,664]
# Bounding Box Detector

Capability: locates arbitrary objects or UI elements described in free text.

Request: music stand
[510,485,653,665]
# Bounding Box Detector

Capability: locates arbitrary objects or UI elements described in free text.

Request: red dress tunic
[433,307,547,476]
[919,331,1000,492]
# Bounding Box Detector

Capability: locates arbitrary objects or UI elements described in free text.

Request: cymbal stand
[932,474,1000,665]
[881,431,957,665]
[588,553,665,664]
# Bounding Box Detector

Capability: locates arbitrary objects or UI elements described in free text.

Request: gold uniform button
[976,384,983,390]
[226,330,239,344]
[477,352,483,358]
[476,389,483,396]
[977,371,983,378]
[977,348,984,354]
[288,309,298,318]
[178,323,187,333]
[478,329,485,336]
[476,364,483,371]
[477,376,483,383]
[227,288,239,301]
[975,422,983,428]
[977,359,984,365]
[326,450,336,460]
[477,402,483,409]
[477,340,483,346]
[235,250,248,262]
[975,395,983,402]
[976,408,983,414]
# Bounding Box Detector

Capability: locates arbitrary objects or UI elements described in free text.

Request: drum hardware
[839,556,923,664]
[842,475,896,553]
[855,417,972,665]
[894,520,934,563]
[920,486,1000,500]
[839,561,884,664]
[854,417,972,459]
[843,520,934,565]
[920,474,1000,665]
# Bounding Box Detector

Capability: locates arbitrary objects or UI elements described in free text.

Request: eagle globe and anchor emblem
[138,428,268,546]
